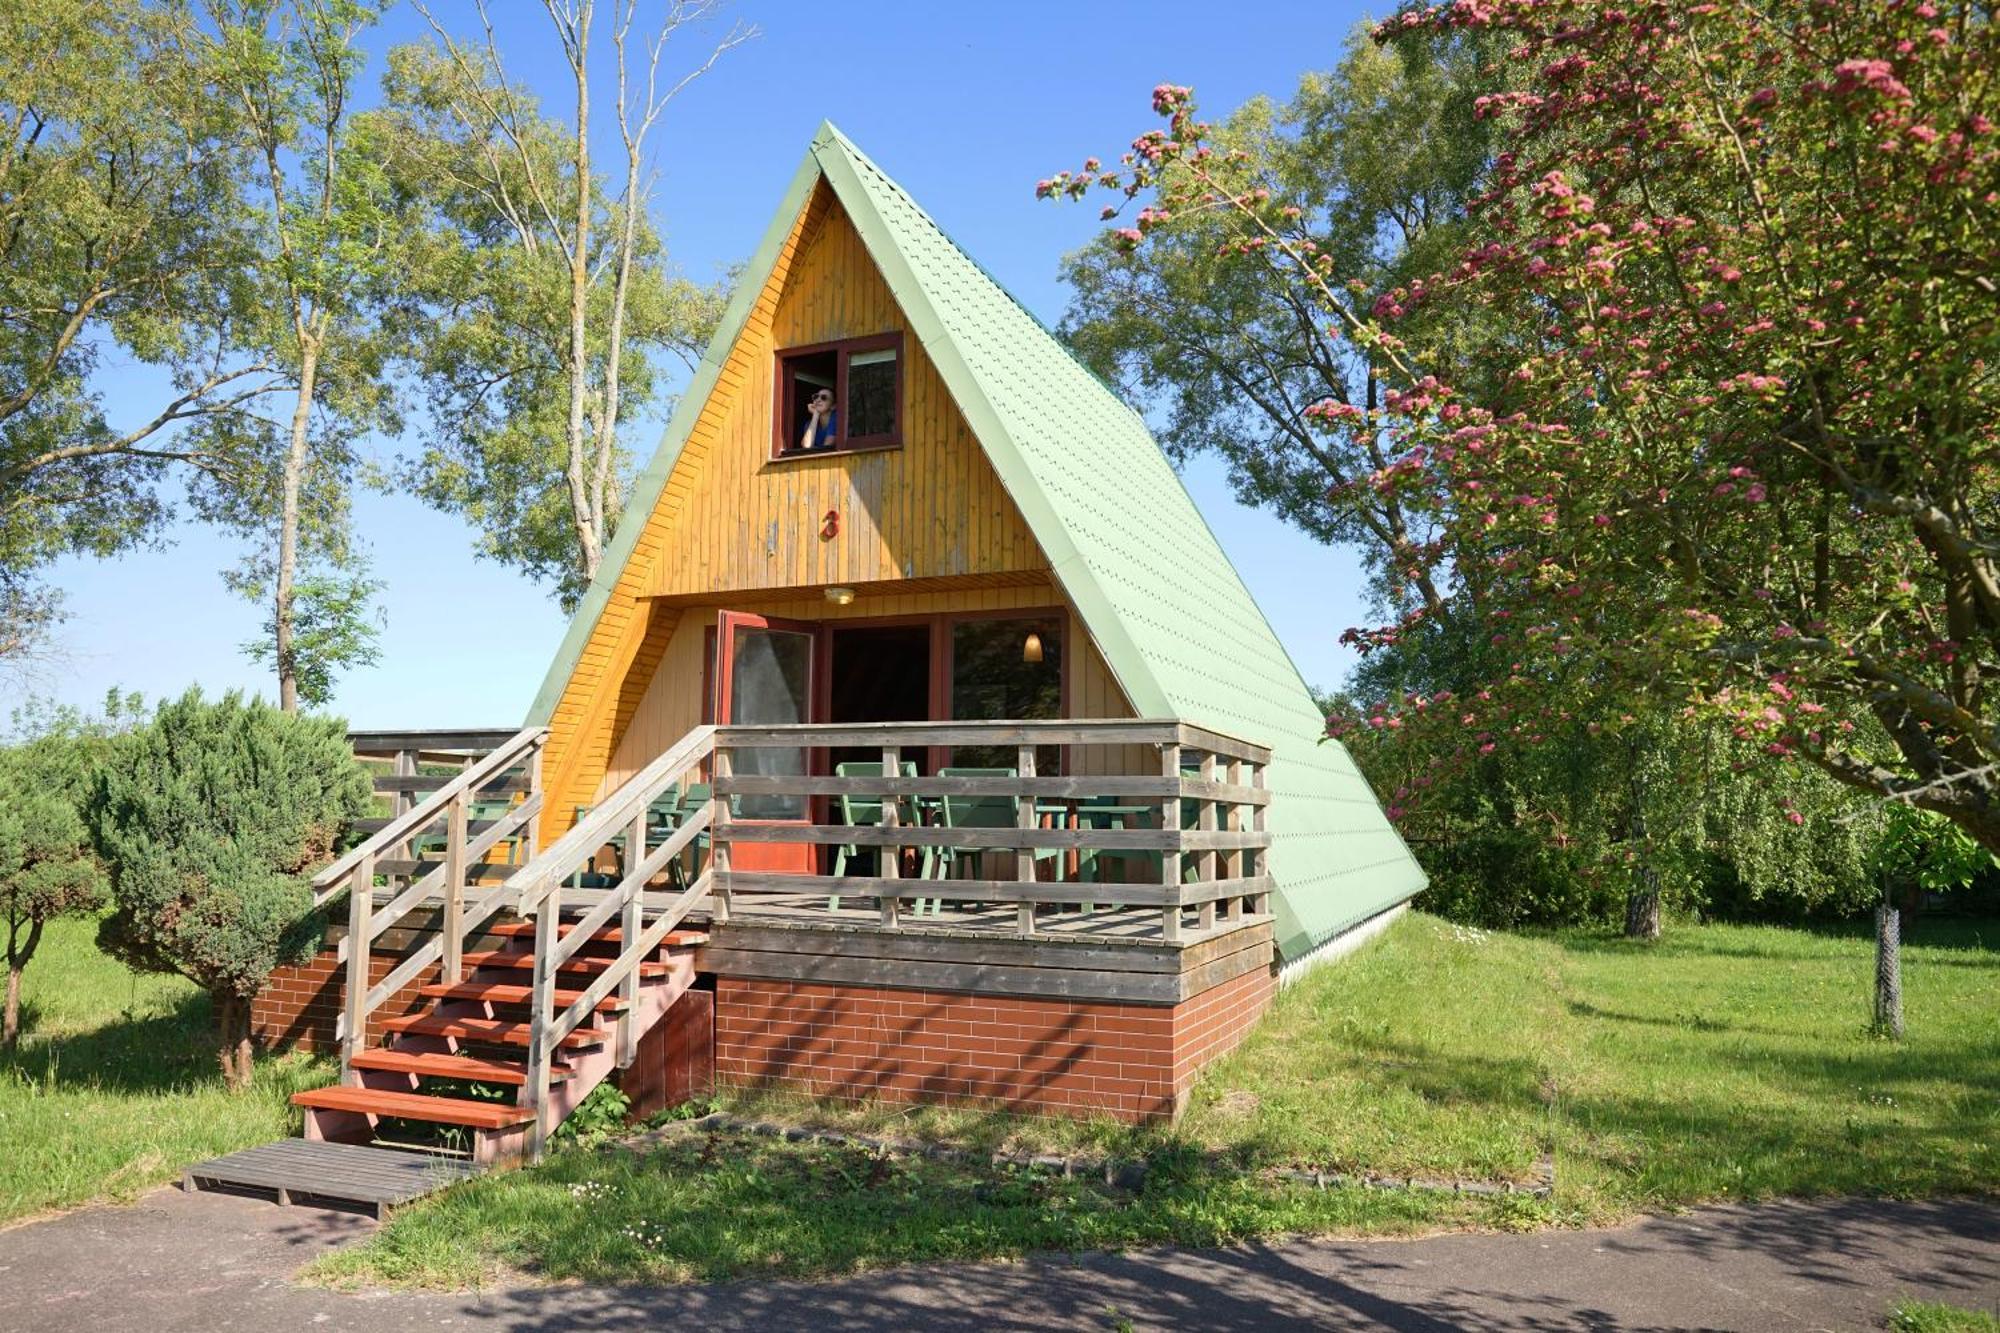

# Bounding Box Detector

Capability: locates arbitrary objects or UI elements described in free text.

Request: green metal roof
[532,123,1425,960]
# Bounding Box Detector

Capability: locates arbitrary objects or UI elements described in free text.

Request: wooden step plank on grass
[291,1085,534,1131]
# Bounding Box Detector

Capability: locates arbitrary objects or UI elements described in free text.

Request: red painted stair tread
[418,980,625,1011]
[347,1048,569,1086]
[292,1085,533,1130]
[486,922,709,947]
[380,1012,607,1049]
[460,949,669,979]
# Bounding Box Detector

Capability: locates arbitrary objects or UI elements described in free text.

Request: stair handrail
[316,725,548,909]
[506,724,715,912]
[326,726,548,1078]
[513,724,718,1160]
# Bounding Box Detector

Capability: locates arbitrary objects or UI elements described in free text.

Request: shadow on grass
[1,989,227,1095]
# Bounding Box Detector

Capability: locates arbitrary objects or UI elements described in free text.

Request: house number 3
[821,508,840,540]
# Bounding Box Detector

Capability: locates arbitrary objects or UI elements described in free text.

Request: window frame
[770,330,905,460]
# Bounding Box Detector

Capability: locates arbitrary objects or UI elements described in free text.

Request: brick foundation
[713,964,1274,1122]
[250,943,437,1053]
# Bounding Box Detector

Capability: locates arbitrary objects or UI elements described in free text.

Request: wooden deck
[181,1139,479,1217]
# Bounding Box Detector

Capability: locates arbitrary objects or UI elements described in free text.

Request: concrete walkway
[0,1186,1993,1331]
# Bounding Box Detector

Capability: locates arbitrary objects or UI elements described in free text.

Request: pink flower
[1745,484,1767,502]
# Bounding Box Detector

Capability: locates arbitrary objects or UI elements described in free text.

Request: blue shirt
[808,408,838,449]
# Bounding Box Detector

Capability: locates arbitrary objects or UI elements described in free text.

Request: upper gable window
[773,332,903,459]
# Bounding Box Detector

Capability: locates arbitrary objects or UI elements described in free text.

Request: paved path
[0,1185,1994,1331]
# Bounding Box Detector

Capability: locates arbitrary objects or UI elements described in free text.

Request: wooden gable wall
[537,180,1063,839]
[645,186,1043,595]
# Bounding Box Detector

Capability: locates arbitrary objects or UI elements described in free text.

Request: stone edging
[623,1112,1554,1199]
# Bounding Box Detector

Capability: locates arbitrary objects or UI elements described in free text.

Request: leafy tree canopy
[1052,0,2000,853]
[89,688,370,1086]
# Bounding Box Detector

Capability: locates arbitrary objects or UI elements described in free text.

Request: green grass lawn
[0,917,332,1224]
[316,911,1999,1288]
[1893,1299,2000,1332]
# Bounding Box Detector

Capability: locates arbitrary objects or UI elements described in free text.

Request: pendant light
[1022,630,1044,663]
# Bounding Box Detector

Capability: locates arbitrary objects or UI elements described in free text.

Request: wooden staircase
[290,723,725,1170]
[293,923,707,1165]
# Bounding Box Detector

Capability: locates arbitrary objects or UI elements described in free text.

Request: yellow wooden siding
[544,184,1103,836]
[645,190,1042,597]
[536,185,829,843]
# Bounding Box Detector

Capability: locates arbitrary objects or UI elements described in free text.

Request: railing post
[1015,744,1037,938]
[524,738,546,863]
[526,881,560,1163]
[392,749,418,886]
[1196,750,1218,933]
[1250,758,1270,916]
[878,744,901,929]
[443,789,468,984]
[709,741,732,925]
[1223,756,1245,925]
[1160,743,1183,944]
[340,850,374,1080]
[618,809,645,1070]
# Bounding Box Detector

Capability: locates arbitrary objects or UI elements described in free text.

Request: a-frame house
[273,126,1425,1171]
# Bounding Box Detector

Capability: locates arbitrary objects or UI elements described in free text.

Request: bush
[90,689,370,1089]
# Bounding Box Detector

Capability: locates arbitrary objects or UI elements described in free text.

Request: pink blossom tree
[1049,1,2000,870]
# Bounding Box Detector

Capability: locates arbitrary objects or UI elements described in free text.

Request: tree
[0,754,100,1048]
[373,1,744,608]
[1868,806,1989,1039]
[1060,25,1500,619]
[1049,1,2000,856]
[194,0,400,710]
[0,0,283,660]
[89,689,370,1089]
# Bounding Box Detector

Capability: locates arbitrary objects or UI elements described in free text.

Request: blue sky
[23,0,1380,728]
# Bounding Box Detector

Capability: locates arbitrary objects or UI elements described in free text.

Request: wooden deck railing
[711,719,1272,944]
[316,726,548,1077]
[507,725,719,1159]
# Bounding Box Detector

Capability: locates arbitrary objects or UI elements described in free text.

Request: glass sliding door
[950,615,1064,771]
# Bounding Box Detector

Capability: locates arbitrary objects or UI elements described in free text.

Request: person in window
[800,387,838,451]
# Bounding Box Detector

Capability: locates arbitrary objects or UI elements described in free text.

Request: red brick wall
[713,965,1275,1122]
[1170,964,1275,1093]
[250,943,437,1053]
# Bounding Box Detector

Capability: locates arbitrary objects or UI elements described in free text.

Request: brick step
[347,1048,569,1086]
[381,1012,607,1050]
[418,980,626,1012]
[292,1085,533,1131]
[462,949,670,979]
[485,922,708,948]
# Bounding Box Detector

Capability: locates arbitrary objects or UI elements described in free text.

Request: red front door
[714,611,819,874]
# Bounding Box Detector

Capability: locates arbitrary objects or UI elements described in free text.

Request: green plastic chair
[935,767,1064,915]
[829,761,931,910]
[1077,766,1205,890]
